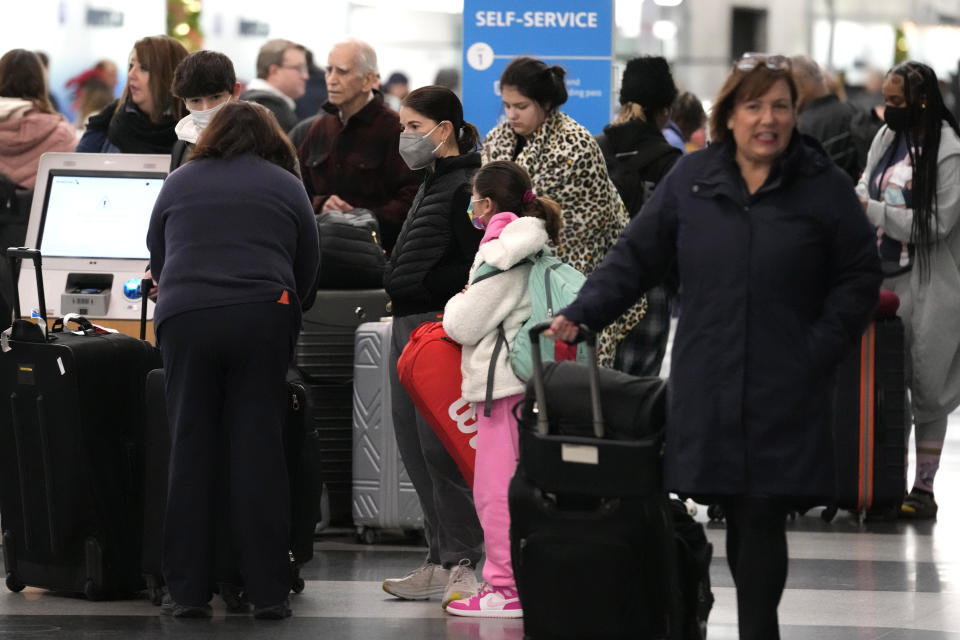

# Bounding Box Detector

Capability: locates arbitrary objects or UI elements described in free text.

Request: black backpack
[596,132,681,218]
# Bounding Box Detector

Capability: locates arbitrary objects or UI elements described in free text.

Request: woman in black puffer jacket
[381,86,485,607]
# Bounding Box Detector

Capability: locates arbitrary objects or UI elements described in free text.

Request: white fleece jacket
[443,216,549,402]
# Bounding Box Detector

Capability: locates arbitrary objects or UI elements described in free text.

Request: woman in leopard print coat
[481,57,645,365]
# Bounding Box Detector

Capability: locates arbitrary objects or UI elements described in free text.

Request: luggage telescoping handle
[4,247,47,339]
[139,278,152,341]
[527,321,604,438]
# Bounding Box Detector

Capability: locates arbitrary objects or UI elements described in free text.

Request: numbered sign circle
[466,42,495,71]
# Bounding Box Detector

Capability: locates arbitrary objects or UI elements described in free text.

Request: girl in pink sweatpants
[442,161,564,618]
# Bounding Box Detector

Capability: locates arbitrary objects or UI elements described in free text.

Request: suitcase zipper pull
[292,393,300,411]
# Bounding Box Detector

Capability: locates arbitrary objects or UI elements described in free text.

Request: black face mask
[884,105,910,133]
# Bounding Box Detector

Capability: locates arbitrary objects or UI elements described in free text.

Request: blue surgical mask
[467,199,486,230]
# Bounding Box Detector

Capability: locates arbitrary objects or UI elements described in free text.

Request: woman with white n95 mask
[381,85,487,610]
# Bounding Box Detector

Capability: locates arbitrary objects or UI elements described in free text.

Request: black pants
[719,496,789,640]
[160,301,295,608]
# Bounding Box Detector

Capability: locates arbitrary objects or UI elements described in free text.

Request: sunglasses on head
[735,53,791,73]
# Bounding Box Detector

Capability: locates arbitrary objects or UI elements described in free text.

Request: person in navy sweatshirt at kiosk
[549,54,882,640]
[146,101,320,620]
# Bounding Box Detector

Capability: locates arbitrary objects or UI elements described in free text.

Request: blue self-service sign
[463,1,614,138]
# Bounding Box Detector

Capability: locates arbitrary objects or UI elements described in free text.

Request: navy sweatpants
[159,301,295,608]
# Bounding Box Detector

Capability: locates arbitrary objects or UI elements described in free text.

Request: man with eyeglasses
[239,39,307,133]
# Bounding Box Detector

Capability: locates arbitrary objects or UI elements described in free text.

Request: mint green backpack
[471,249,589,414]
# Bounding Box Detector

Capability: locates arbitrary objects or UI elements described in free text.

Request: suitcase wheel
[707,504,725,522]
[291,575,306,594]
[357,527,377,545]
[84,579,103,601]
[5,573,24,593]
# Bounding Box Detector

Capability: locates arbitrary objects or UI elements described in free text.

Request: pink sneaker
[445,583,523,618]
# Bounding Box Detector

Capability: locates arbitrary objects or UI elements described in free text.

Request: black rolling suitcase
[0,249,160,599]
[509,323,685,640]
[823,316,907,522]
[295,289,391,526]
[139,279,324,605]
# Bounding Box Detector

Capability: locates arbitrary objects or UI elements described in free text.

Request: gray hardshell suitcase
[352,320,423,543]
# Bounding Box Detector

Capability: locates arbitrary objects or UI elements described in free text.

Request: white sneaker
[382,562,451,600]
[441,559,480,609]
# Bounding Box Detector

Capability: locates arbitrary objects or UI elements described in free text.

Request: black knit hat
[619,56,678,111]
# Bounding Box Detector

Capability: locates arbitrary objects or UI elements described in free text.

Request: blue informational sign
[462,0,613,138]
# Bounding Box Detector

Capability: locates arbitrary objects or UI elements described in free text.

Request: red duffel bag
[397,320,477,488]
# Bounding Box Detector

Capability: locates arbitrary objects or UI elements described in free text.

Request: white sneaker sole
[381,582,446,600]
[445,605,523,619]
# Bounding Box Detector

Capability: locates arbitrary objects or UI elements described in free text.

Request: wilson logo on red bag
[447,397,478,448]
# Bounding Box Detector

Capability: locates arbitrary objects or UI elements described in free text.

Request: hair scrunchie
[522,189,537,204]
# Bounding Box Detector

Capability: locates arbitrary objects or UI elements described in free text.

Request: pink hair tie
[522,189,537,204]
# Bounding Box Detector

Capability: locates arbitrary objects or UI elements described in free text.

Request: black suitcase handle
[527,321,604,438]
[3,246,47,340]
[140,278,152,342]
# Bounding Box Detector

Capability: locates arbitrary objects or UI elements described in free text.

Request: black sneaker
[253,599,292,620]
[160,593,213,618]
[900,489,938,519]
[172,603,213,618]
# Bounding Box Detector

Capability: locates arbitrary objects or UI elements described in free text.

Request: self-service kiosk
[16,153,170,322]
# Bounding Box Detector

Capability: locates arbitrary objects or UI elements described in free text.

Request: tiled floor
[1,415,959,639]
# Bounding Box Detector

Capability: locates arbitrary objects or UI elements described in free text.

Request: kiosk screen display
[38,170,166,259]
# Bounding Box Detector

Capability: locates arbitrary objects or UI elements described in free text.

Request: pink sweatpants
[473,393,523,587]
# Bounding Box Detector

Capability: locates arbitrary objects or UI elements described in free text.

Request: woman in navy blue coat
[550,56,882,640]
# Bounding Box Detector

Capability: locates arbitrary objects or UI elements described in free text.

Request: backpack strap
[483,324,508,417]
[544,261,563,318]
[474,252,542,415]
[470,257,534,286]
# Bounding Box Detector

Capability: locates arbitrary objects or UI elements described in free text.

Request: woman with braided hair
[855,61,960,519]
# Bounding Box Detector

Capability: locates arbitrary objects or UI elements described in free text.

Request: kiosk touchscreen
[17,152,170,321]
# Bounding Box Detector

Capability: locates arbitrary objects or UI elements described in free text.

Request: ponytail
[521,195,563,245]
[457,121,481,154]
[613,102,647,125]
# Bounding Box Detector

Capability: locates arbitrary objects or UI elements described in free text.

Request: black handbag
[315,208,385,289]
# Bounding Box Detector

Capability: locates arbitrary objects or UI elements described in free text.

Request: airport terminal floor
[0,416,958,639]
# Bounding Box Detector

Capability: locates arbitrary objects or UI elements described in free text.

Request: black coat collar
[692,132,831,201]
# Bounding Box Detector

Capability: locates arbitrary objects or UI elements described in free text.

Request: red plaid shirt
[297,92,421,252]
